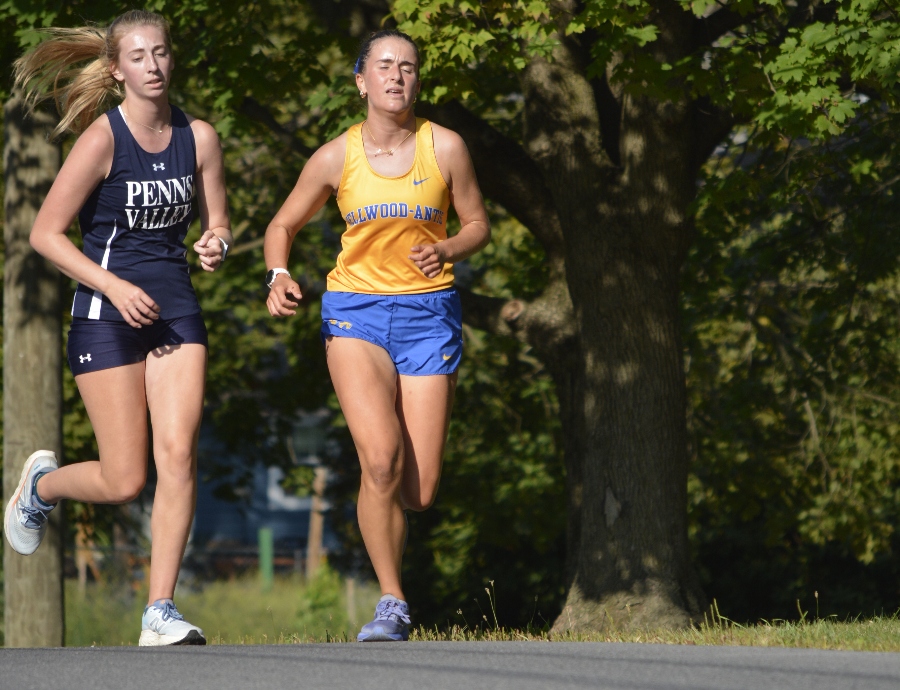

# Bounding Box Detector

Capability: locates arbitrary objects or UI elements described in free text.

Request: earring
[360,91,367,99]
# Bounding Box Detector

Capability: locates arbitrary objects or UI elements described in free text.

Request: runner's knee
[361,448,403,491]
[104,473,146,504]
[153,442,195,486]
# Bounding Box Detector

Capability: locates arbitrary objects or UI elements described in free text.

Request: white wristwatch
[265,268,291,288]
[218,237,230,261]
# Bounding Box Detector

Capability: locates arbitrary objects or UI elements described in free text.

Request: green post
[259,527,274,592]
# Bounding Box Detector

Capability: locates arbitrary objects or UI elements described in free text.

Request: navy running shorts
[320,289,462,376]
[67,312,208,375]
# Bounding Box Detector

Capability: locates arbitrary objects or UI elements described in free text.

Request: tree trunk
[513,14,706,628]
[555,227,704,631]
[3,94,64,647]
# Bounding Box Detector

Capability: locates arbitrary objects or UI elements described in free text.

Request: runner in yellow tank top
[264,29,490,642]
[331,118,453,294]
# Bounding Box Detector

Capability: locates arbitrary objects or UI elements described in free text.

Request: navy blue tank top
[72,105,200,321]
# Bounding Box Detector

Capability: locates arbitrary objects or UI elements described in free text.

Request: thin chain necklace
[123,104,170,135]
[364,121,414,156]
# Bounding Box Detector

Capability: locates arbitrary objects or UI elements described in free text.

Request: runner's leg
[35,362,148,505]
[325,335,407,600]
[396,372,457,512]
[143,343,206,603]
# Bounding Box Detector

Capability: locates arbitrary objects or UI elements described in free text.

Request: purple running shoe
[357,594,411,641]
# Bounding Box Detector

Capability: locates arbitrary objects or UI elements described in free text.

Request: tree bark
[518,8,705,630]
[3,94,65,647]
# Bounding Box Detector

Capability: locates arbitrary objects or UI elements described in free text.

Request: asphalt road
[1,642,897,690]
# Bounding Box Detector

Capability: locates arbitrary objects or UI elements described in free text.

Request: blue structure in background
[194,462,325,549]
[191,413,337,557]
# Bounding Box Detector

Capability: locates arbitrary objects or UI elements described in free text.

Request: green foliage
[757,1,900,136]
[281,465,317,497]
[686,105,900,621]
[393,0,556,102]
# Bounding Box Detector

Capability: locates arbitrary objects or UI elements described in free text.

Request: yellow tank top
[329,118,453,294]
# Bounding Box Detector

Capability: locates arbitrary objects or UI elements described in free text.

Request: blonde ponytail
[13,11,171,139]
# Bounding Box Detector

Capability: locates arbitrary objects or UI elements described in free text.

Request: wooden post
[3,94,64,647]
[305,467,328,579]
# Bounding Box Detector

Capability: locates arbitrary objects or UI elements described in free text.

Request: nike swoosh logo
[442,354,451,361]
[413,177,430,186]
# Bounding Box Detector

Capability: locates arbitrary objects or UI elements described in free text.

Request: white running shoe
[139,600,206,646]
[4,450,58,555]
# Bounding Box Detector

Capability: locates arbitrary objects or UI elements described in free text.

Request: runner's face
[110,26,173,100]
[356,37,420,114]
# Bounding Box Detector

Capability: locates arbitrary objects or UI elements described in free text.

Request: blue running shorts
[320,289,462,376]
[67,313,208,375]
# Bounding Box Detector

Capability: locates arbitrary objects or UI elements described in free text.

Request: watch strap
[266,267,291,288]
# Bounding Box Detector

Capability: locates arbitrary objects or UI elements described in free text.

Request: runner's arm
[409,125,490,278]
[264,137,344,317]
[191,119,232,272]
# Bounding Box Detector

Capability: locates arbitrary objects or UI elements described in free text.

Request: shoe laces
[20,504,50,530]
[374,599,411,625]
[154,601,185,623]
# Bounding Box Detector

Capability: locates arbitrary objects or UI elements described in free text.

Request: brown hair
[354,30,419,76]
[13,10,171,138]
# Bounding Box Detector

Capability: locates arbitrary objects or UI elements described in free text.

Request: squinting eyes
[131,53,167,62]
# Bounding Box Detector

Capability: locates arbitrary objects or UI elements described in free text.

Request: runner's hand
[194,230,226,272]
[105,278,160,328]
[409,243,446,279]
[267,275,303,317]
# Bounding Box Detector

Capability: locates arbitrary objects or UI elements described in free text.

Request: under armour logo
[152,163,165,171]
[79,354,92,363]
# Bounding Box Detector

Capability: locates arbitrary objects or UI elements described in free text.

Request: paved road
[1,642,898,689]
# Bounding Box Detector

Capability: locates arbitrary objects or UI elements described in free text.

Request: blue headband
[353,56,362,75]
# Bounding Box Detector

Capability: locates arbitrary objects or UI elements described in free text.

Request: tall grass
[65,568,380,646]
[64,578,900,651]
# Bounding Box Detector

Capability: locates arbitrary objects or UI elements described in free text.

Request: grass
[407,597,900,652]
[66,579,900,651]
[65,568,381,646]
[407,618,900,652]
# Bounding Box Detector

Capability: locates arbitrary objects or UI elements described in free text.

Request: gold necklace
[123,104,170,135]
[364,121,414,156]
